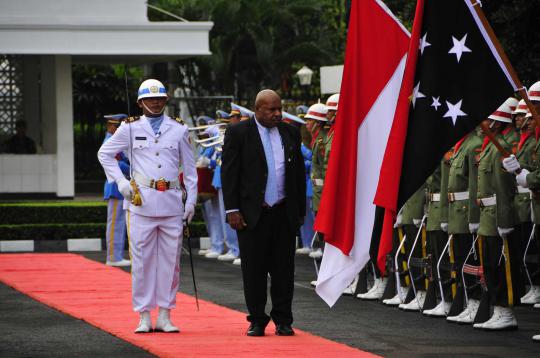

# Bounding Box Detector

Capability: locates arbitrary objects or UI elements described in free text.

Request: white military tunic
[98,114,197,312]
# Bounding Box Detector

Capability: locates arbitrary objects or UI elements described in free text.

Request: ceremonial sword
[182,188,200,312]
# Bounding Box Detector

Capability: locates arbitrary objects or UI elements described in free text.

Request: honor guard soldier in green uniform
[503,82,540,342]
[398,185,429,310]
[306,102,330,260]
[511,100,537,305]
[444,128,483,324]
[380,185,426,306]
[422,156,453,317]
[473,99,521,331]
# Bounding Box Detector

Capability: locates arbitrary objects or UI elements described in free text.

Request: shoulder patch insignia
[125,116,140,123]
[174,117,185,125]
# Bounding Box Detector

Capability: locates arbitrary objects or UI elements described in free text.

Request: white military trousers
[127,211,182,312]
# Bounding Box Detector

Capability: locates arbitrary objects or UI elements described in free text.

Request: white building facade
[0,0,212,197]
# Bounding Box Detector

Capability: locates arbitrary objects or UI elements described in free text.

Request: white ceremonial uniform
[98,115,197,312]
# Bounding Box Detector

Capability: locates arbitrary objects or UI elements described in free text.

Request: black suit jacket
[221,119,306,230]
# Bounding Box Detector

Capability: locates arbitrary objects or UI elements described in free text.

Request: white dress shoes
[154,308,180,333]
[521,286,540,304]
[295,247,311,254]
[475,306,517,330]
[447,299,479,324]
[106,259,131,267]
[423,301,451,317]
[134,311,152,333]
[205,250,221,259]
[217,252,237,262]
[398,290,426,311]
[357,278,387,300]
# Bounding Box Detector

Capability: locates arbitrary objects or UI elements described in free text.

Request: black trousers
[453,233,482,300]
[426,230,452,300]
[518,222,539,285]
[482,234,523,307]
[237,203,296,326]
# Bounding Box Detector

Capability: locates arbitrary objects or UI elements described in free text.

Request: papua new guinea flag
[374,0,519,273]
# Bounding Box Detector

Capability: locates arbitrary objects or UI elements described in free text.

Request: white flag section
[316,57,407,306]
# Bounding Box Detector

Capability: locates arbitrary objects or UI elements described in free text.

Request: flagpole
[467,0,540,126]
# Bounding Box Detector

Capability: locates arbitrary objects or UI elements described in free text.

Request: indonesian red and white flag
[314,0,410,307]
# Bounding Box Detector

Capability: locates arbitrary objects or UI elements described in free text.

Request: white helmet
[304,103,328,122]
[325,93,340,111]
[503,97,518,113]
[137,79,167,101]
[529,81,540,102]
[513,99,528,115]
[488,98,513,123]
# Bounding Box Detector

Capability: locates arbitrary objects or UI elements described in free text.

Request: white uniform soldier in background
[98,79,197,333]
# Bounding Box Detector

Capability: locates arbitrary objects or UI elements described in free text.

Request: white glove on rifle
[413,218,422,228]
[469,223,479,234]
[440,222,448,232]
[497,227,514,239]
[502,154,521,174]
[183,203,195,224]
[393,214,403,228]
[116,177,133,201]
[516,169,529,188]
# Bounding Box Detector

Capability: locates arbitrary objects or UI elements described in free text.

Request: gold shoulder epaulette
[125,116,140,123]
[174,117,185,125]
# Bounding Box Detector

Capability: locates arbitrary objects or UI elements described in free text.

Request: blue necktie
[149,116,164,135]
[261,128,278,206]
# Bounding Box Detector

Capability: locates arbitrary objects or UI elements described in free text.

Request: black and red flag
[374,0,519,273]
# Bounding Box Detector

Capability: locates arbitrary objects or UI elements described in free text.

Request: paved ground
[2,250,540,357]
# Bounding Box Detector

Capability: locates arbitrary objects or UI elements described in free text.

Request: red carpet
[0,254,377,357]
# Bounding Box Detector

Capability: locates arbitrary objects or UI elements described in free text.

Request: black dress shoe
[247,323,265,336]
[275,324,295,336]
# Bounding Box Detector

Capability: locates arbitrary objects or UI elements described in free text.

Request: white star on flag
[412,82,425,108]
[448,34,472,62]
[443,100,467,125]
[431,96,441,110]
[419,33,431,55]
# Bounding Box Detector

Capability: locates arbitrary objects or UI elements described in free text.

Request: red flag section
[373,0,425,274]
[314,0,409,306]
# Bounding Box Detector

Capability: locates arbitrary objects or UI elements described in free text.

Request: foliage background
[72,0,539,184]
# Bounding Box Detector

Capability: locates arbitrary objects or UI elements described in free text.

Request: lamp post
[296,66,313,103]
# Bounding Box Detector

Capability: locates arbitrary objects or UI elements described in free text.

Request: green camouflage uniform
[444,132,483,315]
[311,125,332,212]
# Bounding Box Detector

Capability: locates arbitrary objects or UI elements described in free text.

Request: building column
[40,55,74,197]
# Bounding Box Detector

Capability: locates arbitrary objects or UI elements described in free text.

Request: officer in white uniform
[98,79,197,333]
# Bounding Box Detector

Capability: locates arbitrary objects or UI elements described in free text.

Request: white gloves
[413,218,422,228]
[116,177,133,201]
[183,203,195,223]
[497,227,514,238]
[196,156,211,168]
[502,154,521,174]
[469,223,479,234]
[394,214,403,228]
[516,169,529,188]
[440,222,448,232]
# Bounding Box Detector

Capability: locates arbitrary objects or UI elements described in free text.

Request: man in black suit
[221,89,306,337]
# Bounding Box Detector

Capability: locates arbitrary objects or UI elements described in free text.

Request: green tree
[149,0,348,103]
[384,0,539,86]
